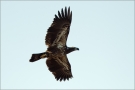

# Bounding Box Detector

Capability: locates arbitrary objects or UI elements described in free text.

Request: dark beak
[76,48,79,50]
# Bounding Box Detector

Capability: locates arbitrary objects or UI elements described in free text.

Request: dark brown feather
[29,52,48,62]
[46,55,73,81]
[45,7,72,46]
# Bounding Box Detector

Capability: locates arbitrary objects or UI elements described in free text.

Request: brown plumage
[29,7,79,81]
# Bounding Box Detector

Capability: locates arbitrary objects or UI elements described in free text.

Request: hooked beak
[75,48,79,50]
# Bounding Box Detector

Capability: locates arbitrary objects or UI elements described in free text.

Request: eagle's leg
[29,52,49,62]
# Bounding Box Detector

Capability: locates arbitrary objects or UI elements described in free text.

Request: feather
[65,7,67,18]
[61,8,65,18]
[55,14,59,19]
[68,7,70,19]
[58,11,62,18]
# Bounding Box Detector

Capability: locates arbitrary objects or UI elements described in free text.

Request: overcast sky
[1,1,134,89]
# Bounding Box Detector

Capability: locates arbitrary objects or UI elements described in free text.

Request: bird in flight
[29,7,79,81]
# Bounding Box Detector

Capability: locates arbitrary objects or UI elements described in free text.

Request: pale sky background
[1,1,134,89]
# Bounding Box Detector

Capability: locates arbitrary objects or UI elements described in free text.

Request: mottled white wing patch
[52,26,68,46]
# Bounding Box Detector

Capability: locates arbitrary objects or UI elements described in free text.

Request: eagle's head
[66,47,79,54]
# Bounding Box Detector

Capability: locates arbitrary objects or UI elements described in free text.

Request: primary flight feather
[29,7,79,81]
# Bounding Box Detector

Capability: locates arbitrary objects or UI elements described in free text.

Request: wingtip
[55,75,73,81]
[68,6,70,10]
[55,14,59,19]
[55,6,72,21]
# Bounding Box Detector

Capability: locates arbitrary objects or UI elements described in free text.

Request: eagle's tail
[29,52,48,62]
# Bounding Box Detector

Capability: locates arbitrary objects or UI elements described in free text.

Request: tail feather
[29,52,48,62]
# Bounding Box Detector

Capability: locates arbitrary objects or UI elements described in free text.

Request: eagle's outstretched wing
[46,55,73,81]
[45,7,72,46]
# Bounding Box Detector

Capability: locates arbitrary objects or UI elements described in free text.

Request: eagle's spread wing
[46,55,73,81]
[45,7,72,46]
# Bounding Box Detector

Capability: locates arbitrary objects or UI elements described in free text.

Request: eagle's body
[29,7,79,81]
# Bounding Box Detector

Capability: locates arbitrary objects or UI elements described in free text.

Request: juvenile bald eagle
[29,7,79,81]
